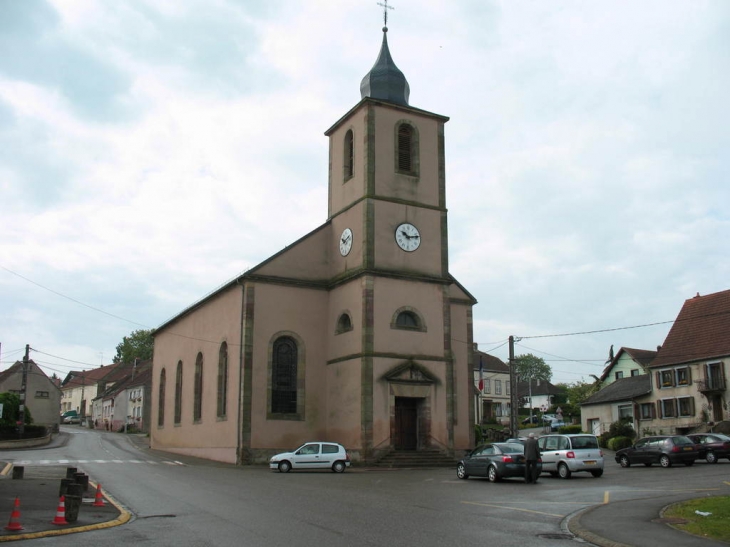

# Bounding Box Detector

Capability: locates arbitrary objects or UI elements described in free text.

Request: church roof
[360,27,410,106]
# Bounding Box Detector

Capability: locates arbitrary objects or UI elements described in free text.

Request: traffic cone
[51,496,68,526]
[4,497,24,531]
[92,484,105,507]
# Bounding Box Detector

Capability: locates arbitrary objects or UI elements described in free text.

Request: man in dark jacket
[524,432,540,483]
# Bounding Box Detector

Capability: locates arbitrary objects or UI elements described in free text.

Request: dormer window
[344,129,354,180]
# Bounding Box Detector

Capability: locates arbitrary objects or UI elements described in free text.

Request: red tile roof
[650,289,730,368]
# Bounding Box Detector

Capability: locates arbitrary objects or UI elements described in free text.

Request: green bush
[608,417,636,440]
[608,436,634,451]
[557,424,582,434]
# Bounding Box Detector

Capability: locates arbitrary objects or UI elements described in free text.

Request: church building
[151,21,478,464]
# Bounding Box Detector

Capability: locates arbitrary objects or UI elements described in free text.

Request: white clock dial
[339,228,353,256]
[395,223,421,252]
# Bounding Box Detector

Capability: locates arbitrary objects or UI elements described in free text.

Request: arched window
[174,361,183,424]
[193,352,203,422]
[336,312,353,334]
[217,342,228,418]
[391,307,427,332]
[396,310,419,328]
[272,336,297,414]
[344,129,354,180]
[396,122,419,175]
[158,368,166,427]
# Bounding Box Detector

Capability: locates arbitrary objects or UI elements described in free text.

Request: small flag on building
[478,356,484,391]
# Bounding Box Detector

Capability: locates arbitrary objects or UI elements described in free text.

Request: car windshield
[496,443,524,453]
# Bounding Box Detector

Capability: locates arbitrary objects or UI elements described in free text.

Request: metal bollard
[11,466,24,480]
[65,467,78,479]
[73,472,89,492]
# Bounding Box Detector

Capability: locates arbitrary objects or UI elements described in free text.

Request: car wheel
[590,469,603,478]
[456,463,469,480]
[332,461,346,473]
[487,465,500,483]
[619,455,631,468]
[558,463,572,479]
[660,455,672,468]
[278,461,292,473]
[706,452,718,464]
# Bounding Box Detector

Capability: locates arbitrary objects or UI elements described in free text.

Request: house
[580,289,730,437]
[93,360,152,432]
[644,290,730,433]
[61,363,122,423]
[473,348,511,425]
[581,375,652,435]
[516,379,562,414]
[0,359,62,430]
[598,347,657,388]
[150,23,478,465]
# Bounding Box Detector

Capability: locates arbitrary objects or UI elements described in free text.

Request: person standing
[524,432,540,484]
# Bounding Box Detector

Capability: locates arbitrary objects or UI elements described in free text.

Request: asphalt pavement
[1,431,727,546]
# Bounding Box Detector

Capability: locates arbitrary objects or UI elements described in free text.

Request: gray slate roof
[582,374,652,406]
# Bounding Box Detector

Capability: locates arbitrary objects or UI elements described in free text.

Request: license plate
[683,447,693,451]
[584,460,596,465]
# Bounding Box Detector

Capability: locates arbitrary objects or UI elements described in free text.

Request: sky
[1,0,729,386]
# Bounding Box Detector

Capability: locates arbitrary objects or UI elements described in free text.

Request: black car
[686,433,730,464]
[521,416,540,425]
[457,442,541,482]
[615,435,698,468]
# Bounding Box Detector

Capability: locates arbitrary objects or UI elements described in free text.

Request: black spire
[359,4,410,106]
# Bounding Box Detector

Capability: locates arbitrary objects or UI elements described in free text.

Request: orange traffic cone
[92,484,105,507]
[51,496,68,526]
[4,497,24,531]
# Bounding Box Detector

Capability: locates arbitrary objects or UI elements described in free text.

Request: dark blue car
[457,442,541,483]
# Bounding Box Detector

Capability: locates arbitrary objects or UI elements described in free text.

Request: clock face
[395,223,421,252]
[339,228,353,256]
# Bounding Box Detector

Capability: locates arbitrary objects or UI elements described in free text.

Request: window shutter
[689,397,695,416]
[687,366,692,384]
[656,400,662,418]
[655,371,661,389]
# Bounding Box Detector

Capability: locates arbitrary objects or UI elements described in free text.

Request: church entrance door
[394,397,419,450]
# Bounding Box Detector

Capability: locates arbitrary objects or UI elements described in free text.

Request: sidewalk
[0,432,130,542]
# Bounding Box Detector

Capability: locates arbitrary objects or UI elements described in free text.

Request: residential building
[516,379,562,414]
[598,347,657,388]
[151,23,477,465]
[473,348,511,425]
[0,359,62,430]
[60,363,122,422]
[93,360,152,432]
[580,289,730,436]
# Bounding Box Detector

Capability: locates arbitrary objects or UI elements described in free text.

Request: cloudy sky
[1,0,728,385]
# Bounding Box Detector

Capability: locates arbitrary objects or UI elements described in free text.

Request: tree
[514,354,552,383]
[0,392,33,429]
[514,354,552,415]
[113,329,154,364]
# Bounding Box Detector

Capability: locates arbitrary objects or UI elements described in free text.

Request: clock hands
[400,230,419,240]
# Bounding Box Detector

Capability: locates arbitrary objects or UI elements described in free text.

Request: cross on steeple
[377,0,394,27]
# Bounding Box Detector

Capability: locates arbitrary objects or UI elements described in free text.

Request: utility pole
[18,344,29,438]
[509,336,519,438]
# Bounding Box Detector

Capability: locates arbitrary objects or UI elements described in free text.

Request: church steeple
[359,3,410,106]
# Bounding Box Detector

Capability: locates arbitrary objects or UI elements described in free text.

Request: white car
[537,434,604,479]
[269,442,351,473]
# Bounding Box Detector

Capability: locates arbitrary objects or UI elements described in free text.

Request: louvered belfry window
[272,336,297,414]
[174,361,183,424]
[158,368,166,427]
[398,124,413,172]
[344,129,354,180]
[217,342,228,418]
[193,352,203,422]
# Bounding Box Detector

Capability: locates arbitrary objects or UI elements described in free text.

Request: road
[5,426,730,546]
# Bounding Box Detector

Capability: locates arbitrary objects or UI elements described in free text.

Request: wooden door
[395,397,418,450]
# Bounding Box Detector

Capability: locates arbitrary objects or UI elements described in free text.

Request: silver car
[537,434,604,479]
[269,442,351,473]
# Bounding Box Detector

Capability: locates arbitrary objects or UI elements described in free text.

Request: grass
[663,495,730,543]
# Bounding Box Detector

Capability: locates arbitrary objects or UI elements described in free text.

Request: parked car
[457,442,541,482]
[60,410,80,424]
[537,434,604,479]
[548,419,566,432]
[521,416,540,425]
[269,442,350,473]
[542,414,557,423]
[686,433,730,464]
[615,435,698,468]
